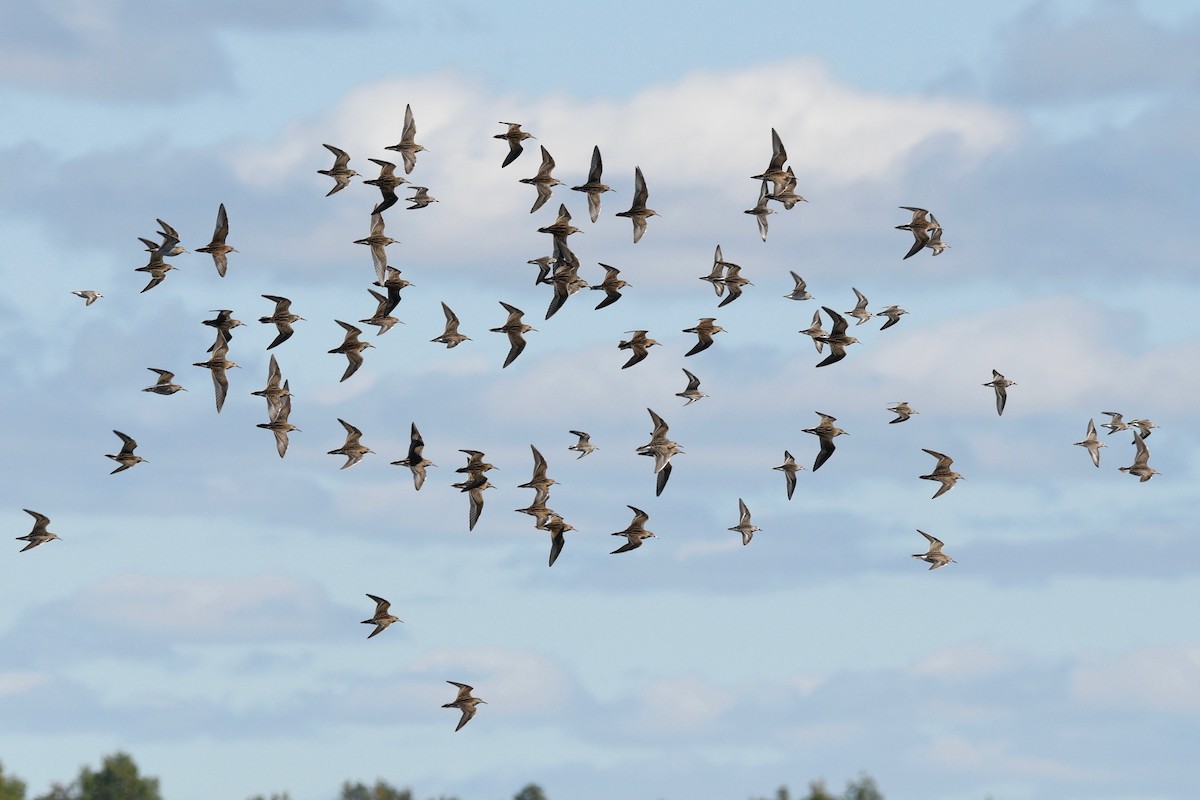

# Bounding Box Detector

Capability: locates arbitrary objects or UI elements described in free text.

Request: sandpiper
[361,594,401,639]
[318,144,359,196]
[728,498,761,546]
[443,681,486,731]
[544,259,588,320]
[1119,431,1160,482]
[491,301,536,368]
[384,103,425,173]
[1100,411,1129,435]
[195,203,237,277]
[515,498,557,531]
[611,505,655,554]
[360,288,403,336]
[518,445,558,507]
[1128,418,1159,439]
[142,368,185,396]
[878,305,908,331]
[328,418,373,469]
[618,330,659,369]
[431,301,471,348]
[912,530,955,570]
[799,309,826,353]
[495,122,535,168]
[391,422,435,491]
[568,430,597,459]
[373,267,412,316]
[16,509,60,552]
[544,513,575,566]
[897,206,943,260]
[637,408,683,496]
[193,332,239,412]
[682,317,725,357]
[251,354,290,422]
[767,167,807,209]
[364,158,408,215]
[784,271,812,301]
[615,166,658,244]
[135,240,177,293]
[887,402,917,424]
[744,181,775,242]
[462,476,494,532]
[354,213,398,284]
[591,263,628,310]
[751,128,790,194]
[676,368,708,405]
[920,449,963,499]
[773,450,803,500]
[152,219,187,256]
[803,412,847,472]
[259,295,304,350]
[1074,418,1105,468]
[983,370,1016,416]
[846,287,873,326]
[405,186,438,210]
[814,307,859,367]
[328,320,374,382]
[520,145,562,214]
[702,246,728,297]
[571,145,613,223]
[106,430,146,474]
[256,383,298,458]
[719,263,753,308]
[202,309,244,352]
[71,290,103,306]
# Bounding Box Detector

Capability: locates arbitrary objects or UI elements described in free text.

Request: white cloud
[911,644,1011,681]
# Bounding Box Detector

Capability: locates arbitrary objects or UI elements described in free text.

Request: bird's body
[259,295,304,350]
[611,505,655,554]
[571,145,612,223]
[490,302,535,368]
[384,103,425,173]
[615,166,658,243]
[728,498,761,546]
[802,412,846,472]
[361,594,401,639]
[1074,418,1105,468]
[682,317,725,357]
[16,509,60,552]
[106,430,146,474]
[328,418,373,469]
[495,122,535,168]
[983,370,1016,416]
[443,681,486,731]
[328,320,374,382]
[912,529,955,569]
[143,368,185,396]
[318,144,359,195]
[773,450,803,500]
[920,449,963,499]
[195,203,237,276]
[391,423,435,490]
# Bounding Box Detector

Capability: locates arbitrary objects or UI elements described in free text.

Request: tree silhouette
[0,762,26,800]
[512,786,547,800]
[32,753,160,800]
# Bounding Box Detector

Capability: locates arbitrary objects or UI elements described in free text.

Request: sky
[2,1,1199,799]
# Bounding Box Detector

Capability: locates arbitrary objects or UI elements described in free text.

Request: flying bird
[328,418,373,469]
[259,295,304,350]
[814,307,859,367]
[328,320,374,382]
[618,330,659,369]
[1074,418,1105,468]
[364,158,408,215]
[251,354,290,422]
[744,181,775,242]
[912,530,955,570]
[920,449,964,499]
[846,287,873,326]
[887,402,917,424]
[615,166,658,244]
[391,422,435,490]
[590,263,628,310]
[568,430,597,459]
[751,128,790,194]
[490,302,535,368]
[878,305,908,330]
[773,450,803,500]
[16,509,60,552]
[71,290,103,306]
[675,368,708,405]
[256,382,298,458]
[318,144,359,195]
[682,318,725,357]
[728,498,761,546]
[442,681,486,731]
[570,145,613,223]
[983,370,1016,416]
[783,271,811,301]
[1119,431,1160,482]
[193,332,239,412]
[142,368,185,396]
[896,206,943,260]
[495,122,535,168]
[354,213,398,284]
[384,103,425,173]
[519,145,562,213]
[431,301,471,348]
[195,203,237,277]
[361,594,401,639]
[802,412,846,472]
[611,505,655,554]
[106,430,146,474]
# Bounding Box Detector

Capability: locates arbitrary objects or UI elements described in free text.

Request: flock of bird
[22,107,1164,732]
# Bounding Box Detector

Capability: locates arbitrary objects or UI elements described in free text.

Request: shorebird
[728,498,761,546]
[256,383,298,458]
[1074,418,1105,468]
[920,449,964,498]
[675,368,708,404]
[799,309,826,353]
[702,246,728,297]
[515,498,557,531]
[520,145,562,214]
[16,509,60,552]
[71,290,102,306]
[518,445,558,506]
[431,301,470,348]
[1119,431,1160,482]
[135,240,177,293]
[719,263,753,308]
[195,203,237,277]
[637,408,682,496]
[328,418,373,469]
[544,259,588,320]
[618,330,659,369]
[615,166,658,244]
[106,430,146,474]
[361,594,401,639]
[536,203,582,248]
[773,450,803,500]
[373,267,412,316]
[460,476,494,532]
[1129,418,1159,438]
[766,166,807,209]
[364,158,408,215]
[591,263,628,310]
[744,181,775,242]
[193,332,239,412]
[142,368,185,396]
[912,530,955,570]
[814,307,859,367]
[443,681,486,731]
[925,225,950,256]
[571,145,613,223]
[491,301,535,368]
[251,353,290,422]
[328,320,374,382]
[391,422,435,490]
[983,370,1016,416]
[457,450,496,476]
[405,186,437,210]
[751,128,790,194]
[802,412,846,472]
[495,122,535,168]
[360,288,403,336]
[259,295,304,350]
[384,103,424,173]
[544,513,575,566]
[784,271,812,301]
[354,213,398,284]
[682,318,725,357]
[203,309,244,352]
[152,219,187,256]
[568,430,596,459]
[887,402,917,424]
[897,206,943,260]
[878,305,908,330]
[611,505,655,554]
[846,287,873,326]
[1100,411,1130,435]
[318,144,359,195]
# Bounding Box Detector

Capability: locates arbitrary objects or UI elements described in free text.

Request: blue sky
[2,2,1199,799]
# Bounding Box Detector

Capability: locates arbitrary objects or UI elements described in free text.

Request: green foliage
[31,752,160,800]
[0,762,27,800]
[802,782,837,800]
[512,785,547,800]
[338,780,413,800]
[841,775,883,800]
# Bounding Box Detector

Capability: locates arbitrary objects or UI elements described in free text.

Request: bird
[431,301,471,348]
[318,144,359,195]
[373,267,413,316]
[766,167,807,209]
[896,207,943,260]
[571,145,613,223]
[1119,431,1160,482]
[1100,411,1130,435]
[518,445,558,507]
[461,477,494,532]
[920,449,964,499]
[360,288,403,336]
[361,594,401,639]
[1128,418,1159,439]
[202,309,244,352]
[544,514,575,567]
[405,186,438,210]
[363,158,408,215]
[495,122,535,168]
[259,295,304,350]
[682,318,725,357]
[391,422,435,490]
[251,354,290,422]
[443,681,486,731]
[515,498,557,531]
[520,145,562,214]
[611,505,655,554]
[846,287,873,326]
[142,368,185,396]
[384,103,425,173]
[1074,418,1105,468]
[328,418,373,469]
[799,309,826,353]
[135,240,177,293]
[256,383,298,458]
[590,263,628,310]
[751,128,790,194]
[925,225,950,256]
[814,307,859,367]
[702,246,728,297]
[744,181,775,242]
[456,450,497,477]
[354,213,398,284]
[193,332,239,412]
[912,530,955,570]
[637,408,683,497]
[878,305,908,330]
[783,271,812,301]
[773,450,803,500]
[16,509,60,552]
[152,219,187,256]
[618,330,659,369]
[728,498,761,546]
[106,430,146,474]
[675,368,708,405]
[983,370,1016,416]
[328,320,374,382]
[490,302,535,368]
[195,203,237,277]
[887,402,917,424]
[543,258,588,320]
[615,166,658,244]
[71,290,102,306]
[802,412,847,472]
[568,430,597,459]
[718,263,753,308]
